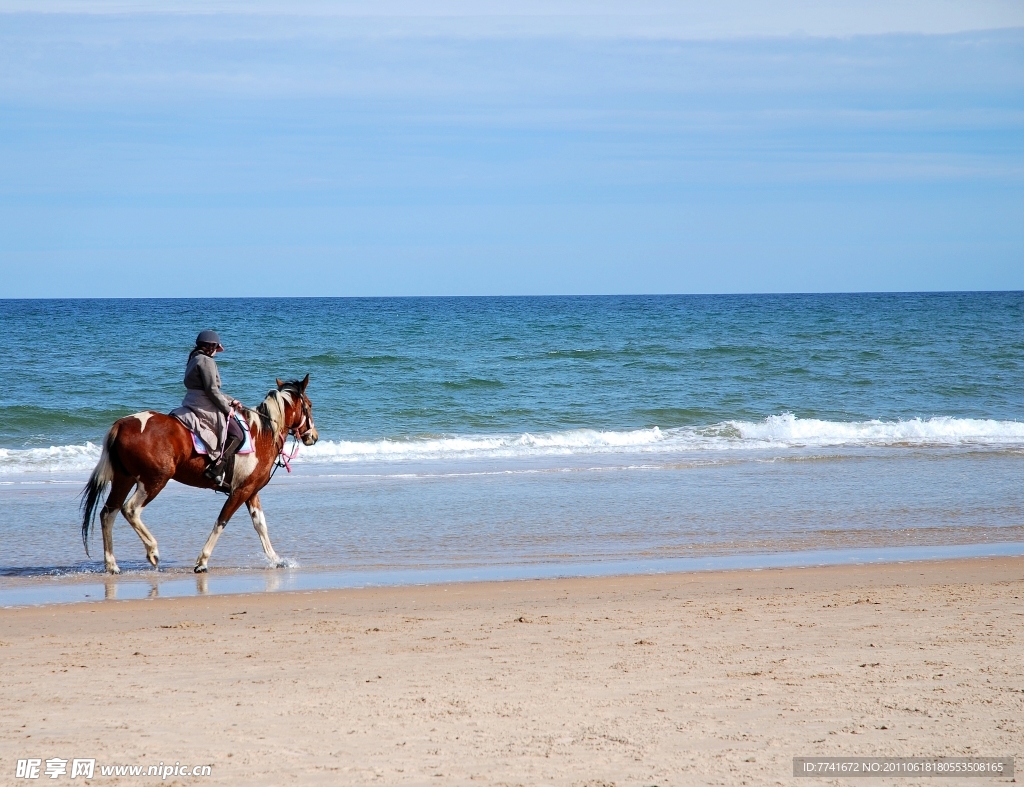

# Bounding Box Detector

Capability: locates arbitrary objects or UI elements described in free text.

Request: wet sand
[1,557,1021,786]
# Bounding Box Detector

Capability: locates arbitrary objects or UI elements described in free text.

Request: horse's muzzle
[302,427,319,446]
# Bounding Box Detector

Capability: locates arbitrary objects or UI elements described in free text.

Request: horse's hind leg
[246,493,284,568]
[121,476,167,568]
[100,473,135,574]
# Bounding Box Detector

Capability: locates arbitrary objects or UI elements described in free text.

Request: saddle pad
[191,414,255,456]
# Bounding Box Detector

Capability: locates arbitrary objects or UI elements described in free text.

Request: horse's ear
[276,378,285,389]
[300,374,310,392]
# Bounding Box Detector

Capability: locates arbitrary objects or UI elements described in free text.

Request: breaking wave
[297,415,1024,464]
[0,443,102,476]
[3,415,1022,475]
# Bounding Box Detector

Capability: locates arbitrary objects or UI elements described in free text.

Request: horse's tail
[80,423,120,556]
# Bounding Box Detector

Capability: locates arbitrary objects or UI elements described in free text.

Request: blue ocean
[2,294,1023,602]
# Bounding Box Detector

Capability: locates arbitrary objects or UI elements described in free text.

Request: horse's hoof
[107,566,121,575]
[194,565,207,574]
[148,553,160,568]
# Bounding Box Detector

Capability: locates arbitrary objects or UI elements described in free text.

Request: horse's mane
[248,382,301,435]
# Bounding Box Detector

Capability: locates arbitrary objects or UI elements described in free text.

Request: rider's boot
[204,435,243,491]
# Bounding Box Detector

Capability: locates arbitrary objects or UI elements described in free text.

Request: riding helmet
[196,330,224,351]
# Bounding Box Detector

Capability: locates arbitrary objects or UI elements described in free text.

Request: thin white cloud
[1,0,1022,38]
[1,1,1021,297]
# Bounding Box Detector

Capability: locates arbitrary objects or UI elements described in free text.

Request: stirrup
[204,459,225,482]
[204,465,229,492]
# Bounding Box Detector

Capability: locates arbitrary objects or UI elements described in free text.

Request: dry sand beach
[2,557,1021,786]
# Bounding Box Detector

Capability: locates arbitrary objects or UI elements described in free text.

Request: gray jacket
[183,354,233,414]
[170,353,234,458]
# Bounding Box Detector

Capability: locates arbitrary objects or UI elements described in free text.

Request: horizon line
[2,290,1021,301]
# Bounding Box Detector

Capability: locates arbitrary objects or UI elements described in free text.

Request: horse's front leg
[194,489,248,573]
[246,492,285,568]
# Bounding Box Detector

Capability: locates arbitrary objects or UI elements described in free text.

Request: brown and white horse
[81,376,318,574]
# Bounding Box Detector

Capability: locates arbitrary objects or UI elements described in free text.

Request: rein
[237,392,313,483]
[268,434,300,482]
[237,403,273,428]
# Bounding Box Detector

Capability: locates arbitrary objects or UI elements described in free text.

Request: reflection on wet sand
[88,566,281,605]
[8,541,1024,608]
[263,572,282,594]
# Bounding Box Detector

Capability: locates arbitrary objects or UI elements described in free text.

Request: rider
[173,330,245,489]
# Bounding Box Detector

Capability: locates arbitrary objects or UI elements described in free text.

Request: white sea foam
[296,414,1024,465]
[3,415,1022,475]
[0,443,102,475]
[728,413,1024,446]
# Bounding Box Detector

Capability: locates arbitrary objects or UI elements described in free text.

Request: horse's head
[275,374,319,446]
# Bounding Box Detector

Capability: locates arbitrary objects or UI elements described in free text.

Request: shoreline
[3,540,1024,609]
[2,556,1021,785]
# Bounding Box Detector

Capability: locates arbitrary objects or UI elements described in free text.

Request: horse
[80,375,318,574]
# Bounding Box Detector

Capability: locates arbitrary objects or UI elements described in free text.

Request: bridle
[239,386,316,481]
[291,395,315,443]
[243,388,314,445]
[270,390,315,478]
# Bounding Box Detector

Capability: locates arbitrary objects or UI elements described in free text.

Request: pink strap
[279,441,301,473]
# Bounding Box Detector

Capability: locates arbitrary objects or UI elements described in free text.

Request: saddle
[189,414,255,457]
[190,414,255,491]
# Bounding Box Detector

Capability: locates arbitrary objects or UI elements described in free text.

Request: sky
[0,1,1022,297]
